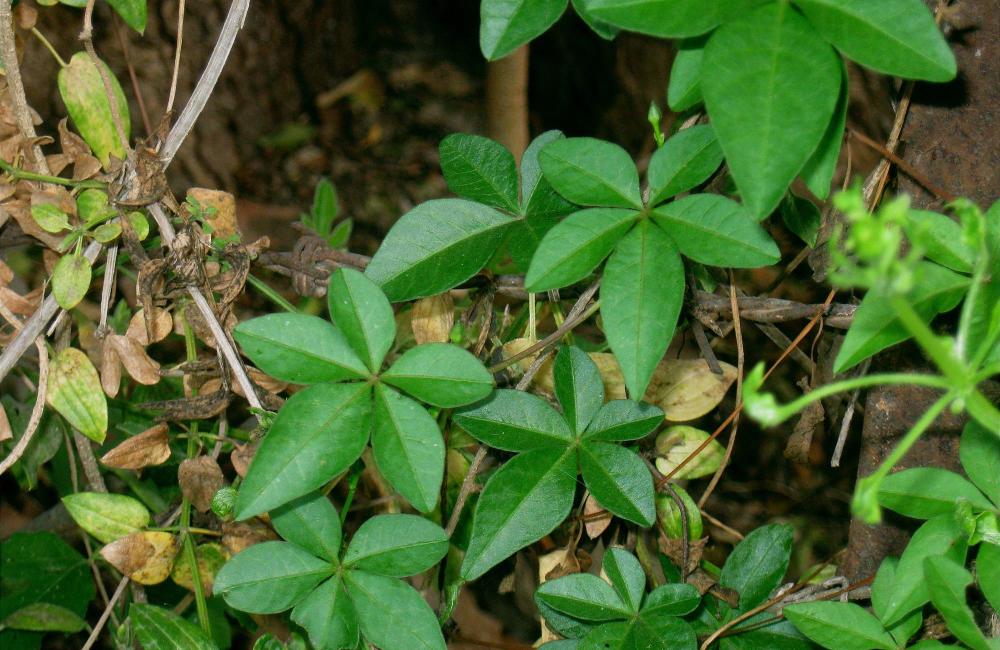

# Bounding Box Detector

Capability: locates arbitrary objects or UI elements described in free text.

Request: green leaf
[52,254,92,310]
[235,382,371,520]
[579,442,655,526]
[905,210,975,274]
[0,532,94,643]
[702,3,841,218]
[62,492,148,543]
[461,447,577,580]
[539,138,642,208]
[536,573,632,621]
[439,133,518,211]
[783,602,896,650]
[668,37,706,112]
[106,0,147,33]
[92,222,121,243]
[960,422,1000,507]
[290,578,358,650]
[800,62,848,200]
[977,543,1000,613]
[571,0,619,39]
[0,399,64,491]
[511,131,576,271]
[76,189,115,224]
[602,221,685,398]
[584,400,663,442]
[603,548,645,613]
[652,194,780,266]
[585,0,768,38]
[344,570,446,650]
[524,207,638,291]
[30,204,71,233]
[871,558,921,646]
[365,199,516,301]
[127,211,149,240]
[371,385,444,513]
[780,194,822,248]
[311,177,338,228]
[57,52,131,168]
[215,541,333,614]
[327,268,395,372]
[538,597,599,640]
[795,0,956,81]
[130,604,215,650]
[579,616,697,650]
[480,0,567,60]
[641,583,701,617]
[343,514,448,577]
[234,314,369,384]
[878,468,993,519]
[880,515,967,626]
[271,492,342,562]
[834,262,969,372]
[454,389,574,452]
[2,603,86,633]
[382,343,493,407]
[647,125,724,205]
[522,130,567,211]
[46,347,107,443]
[720,523,793,610]
[554,345,605,434]
[923,556,994,650]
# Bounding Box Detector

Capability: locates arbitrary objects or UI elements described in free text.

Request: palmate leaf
[602,547,646,613]
[585,0,768,38]
[382,343,494,407]
[668,36,707,112]
[584,400,663,443]
[720,523,793,610]
[343,515,448,577]
[652,194,780,267]
[601,220,685,399]
[799,59,848,200]
[579,442,655,526]
[270,492,343,563]
[327,268,395,372]
[794,0,955,82]
[130,604,215,650]
[461,447,577,581]
[524,207,639,291]
[647,125,724,204]
[235,382,371,520]
[371,385,444,513]
[365,199,516,301]
[439,133,519,211]
[923,556,995,650]
[702,3,841,219]
[455,389,575,452]
[870,558,923,647]
[553,345,605,434]
[480,0,567,61]
[233,313,369,384]
[641,584,701,617]
[579,615,697,650]
[290,578,359,650]
[214,541,334,614]
[344,570,446,650]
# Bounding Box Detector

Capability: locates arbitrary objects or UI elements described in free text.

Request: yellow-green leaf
[51,254,92,310]
[57,52,131,168]
[46,347,107,442]
[92,222,122,243]
[30,204,71,233]
[62,492,150,543]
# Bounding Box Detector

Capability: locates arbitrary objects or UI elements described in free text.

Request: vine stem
[0,339,49,477]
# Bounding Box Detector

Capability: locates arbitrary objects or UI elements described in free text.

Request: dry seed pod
[411,293,454,344]
[99,424,171,470]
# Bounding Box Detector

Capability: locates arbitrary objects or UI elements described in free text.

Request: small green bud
[656,485,703,540]
[211,486,237,519]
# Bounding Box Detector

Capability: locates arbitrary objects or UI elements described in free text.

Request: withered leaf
[126,307,172,345]
[178,456,224,512]
[0,402,11,442]
[171,542,230,595]
[100,531,177,585]
[110,334,160,385]
[583,493,611,539]
[411,293,454,344]
[100,340,122,397]
[654,425,725,480]
[221,519,279,556]
[230,442,256,478]
[99,423,170,470]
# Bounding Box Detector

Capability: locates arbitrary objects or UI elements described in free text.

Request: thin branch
[97,244,118,333]
[0,1,50,174]
[0,339,49,476]
[849,129,954,202]
[81,577,129,650]
[445,445,487,538]
[165,0,186,114]
[73,431,107,492]
[113,17,152,137]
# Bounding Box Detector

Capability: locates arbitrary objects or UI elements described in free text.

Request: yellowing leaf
[100,531,178,585]
[100,423,171,469]
[57,52,131,168]
[51,253,92,310]
[62,492,150,543]
[410,293,455,344]
[654,425,725,479]
[171,543,230,594]
[47,347,107,442]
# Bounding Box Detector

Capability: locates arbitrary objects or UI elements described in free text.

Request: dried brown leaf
[178,456,224,512]
[126,308,172,345]
[231,442,256,478]
[221,519,279,556]
[0,402,11,442]
[411,293,454,344]
[100,340,121,397]
[100,531,178,585]
[110,335,161,385]
[583,494,612,539]
[99,423,171,470]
